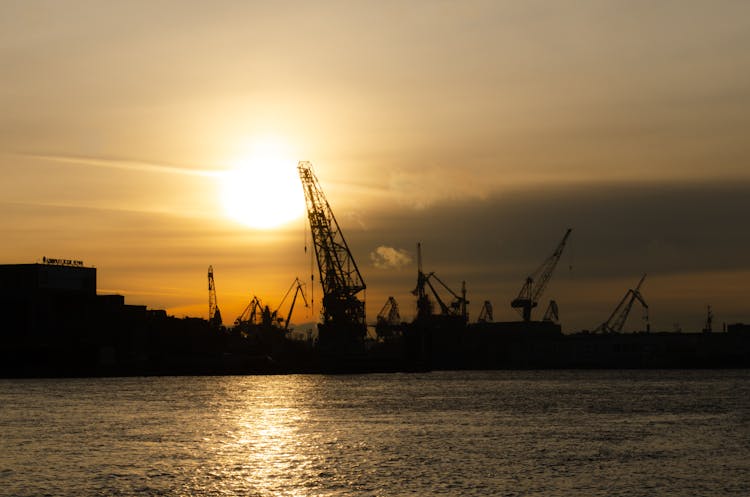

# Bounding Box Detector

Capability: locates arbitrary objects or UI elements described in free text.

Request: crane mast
[298,161,366,349]
[208,265,222,328]
[511,228,572,322]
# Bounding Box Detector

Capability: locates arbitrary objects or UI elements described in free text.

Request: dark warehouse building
[0,260,236,377]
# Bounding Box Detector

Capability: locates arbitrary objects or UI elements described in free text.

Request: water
[1,370,749,497]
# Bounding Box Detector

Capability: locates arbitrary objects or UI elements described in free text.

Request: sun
[220,138,306,229]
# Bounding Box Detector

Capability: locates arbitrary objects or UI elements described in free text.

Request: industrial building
[0,261,98,339]
[0,260,267,377]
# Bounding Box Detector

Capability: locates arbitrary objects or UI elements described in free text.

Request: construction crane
[511,228,572,322]
[375,296,402,340]
[376,296,401,327]
[414,242,434,320]
[412,242,468,323]
[595,274,649,333]
[702,304,713,333]
[542,300,559,323]
[208,266,223,328]
[298,161,367,349]
[234,295,266,328]
[477,301,493,323]
[274,277,309,331]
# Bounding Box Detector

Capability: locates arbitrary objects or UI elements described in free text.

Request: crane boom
[298,161,366,348]
[511,228,572,321]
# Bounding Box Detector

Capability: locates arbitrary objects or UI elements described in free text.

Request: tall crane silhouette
[511,228,572,322]
[298,161,366,349]
[207,265,223,328]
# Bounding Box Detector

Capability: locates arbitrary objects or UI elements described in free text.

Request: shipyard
[2,162,748,378]
[5,4,750,496]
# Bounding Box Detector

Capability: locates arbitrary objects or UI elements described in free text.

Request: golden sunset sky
[2,1,749,331]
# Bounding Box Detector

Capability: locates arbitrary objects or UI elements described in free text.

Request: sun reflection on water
[217,377,316,497]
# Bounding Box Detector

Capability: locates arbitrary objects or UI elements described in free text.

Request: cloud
[388,168,493,209]
[370,246,412,269]
[26,154,219,177]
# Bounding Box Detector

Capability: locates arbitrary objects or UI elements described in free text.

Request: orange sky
[2,1,749,331]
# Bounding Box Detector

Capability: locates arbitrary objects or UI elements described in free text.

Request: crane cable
[303,215,315,318]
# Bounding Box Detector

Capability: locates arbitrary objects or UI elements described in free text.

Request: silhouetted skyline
[1,1,749,331]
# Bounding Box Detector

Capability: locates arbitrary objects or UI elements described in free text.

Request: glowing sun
[220,139,305,229]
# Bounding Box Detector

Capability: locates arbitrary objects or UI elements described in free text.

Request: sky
[1,0,749,332]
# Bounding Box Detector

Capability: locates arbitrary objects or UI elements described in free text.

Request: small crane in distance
[511,228,572,322]
[208,265,223,328]
[542,300,559,323]
[412,242,469,323]
[477,301,494,323]
[274,277,309,331]
[595,274,649,333]
[375,296,402,341]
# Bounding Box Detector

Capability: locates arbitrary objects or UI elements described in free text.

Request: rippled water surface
[1,370,749,496]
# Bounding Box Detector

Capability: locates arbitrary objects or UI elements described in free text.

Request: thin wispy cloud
[25,153,221,177]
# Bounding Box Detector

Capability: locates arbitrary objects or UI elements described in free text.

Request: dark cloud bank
[347,180,750,330]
